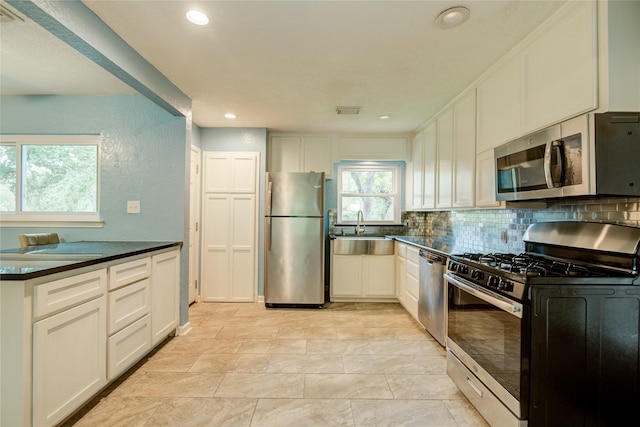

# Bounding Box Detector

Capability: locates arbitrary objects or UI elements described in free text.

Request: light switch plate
[127,200,141,214]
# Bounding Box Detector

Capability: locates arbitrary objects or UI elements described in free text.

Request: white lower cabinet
[395,242,407,307]
[1,246,181,427]
[151,250,180,346]
[107,314,151,379]
[33,296,107,427]
[108,278,150,334]
[106,272,151,380]
[331,254,395,301]
[404,246,420,321]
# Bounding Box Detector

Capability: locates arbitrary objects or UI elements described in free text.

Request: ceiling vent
[336,106,362,115]
[0,2,25,23]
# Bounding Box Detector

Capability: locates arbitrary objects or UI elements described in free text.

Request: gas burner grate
[454,252,614,278]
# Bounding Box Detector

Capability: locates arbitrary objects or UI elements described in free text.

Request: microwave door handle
[544,140,564,188]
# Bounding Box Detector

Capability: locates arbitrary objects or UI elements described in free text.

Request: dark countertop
[387,235,455,257]
[0,241,182,281]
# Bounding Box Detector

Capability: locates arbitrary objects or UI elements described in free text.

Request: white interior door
[189,146,201,304]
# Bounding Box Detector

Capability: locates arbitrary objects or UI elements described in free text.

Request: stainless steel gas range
[444,221,640,427]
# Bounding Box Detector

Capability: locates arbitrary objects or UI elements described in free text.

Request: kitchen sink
[332,236,394,255]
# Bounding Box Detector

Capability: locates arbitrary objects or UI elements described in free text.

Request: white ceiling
[1,1,566,133]
[0,7,135,95]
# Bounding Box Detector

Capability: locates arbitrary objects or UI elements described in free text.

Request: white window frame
[0,135,103,227]
[337,163,402,225]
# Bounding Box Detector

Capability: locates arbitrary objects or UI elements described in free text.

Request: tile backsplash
[403,197,640,254]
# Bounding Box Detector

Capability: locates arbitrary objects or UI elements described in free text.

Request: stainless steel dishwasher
[418,249,448,346]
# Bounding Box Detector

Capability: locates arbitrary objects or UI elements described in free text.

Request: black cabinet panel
[530,285,640,427]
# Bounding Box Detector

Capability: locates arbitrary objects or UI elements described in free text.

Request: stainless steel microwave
[495,112,640,201]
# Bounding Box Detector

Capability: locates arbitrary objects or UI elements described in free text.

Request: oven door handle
[445,273,523,319]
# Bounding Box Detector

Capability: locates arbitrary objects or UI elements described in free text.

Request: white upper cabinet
[476,55,522,152]
[408,1,637,211]
[436,109,454,209]
[410,130,424,209]
[476,1,597,152]
[204,152,257,193]
[452,90,476,208]
[302,137,333,174]
[269,136,301,172]
[422,121,437,210]
[269,135,333,176]
[601,0,640,111]
[475,148,503,208]
[410,122,437,210]
[521,0,597,134]
[411,120,446,209]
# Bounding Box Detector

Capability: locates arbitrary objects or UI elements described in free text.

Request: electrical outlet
[127,200,141,214]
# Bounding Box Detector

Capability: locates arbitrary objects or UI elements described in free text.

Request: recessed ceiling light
[379,115,390,120]
[434,6,470,29]
[186,10,209,26]
[224,113,237,119]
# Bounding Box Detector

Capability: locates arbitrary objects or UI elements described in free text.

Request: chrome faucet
[355,210,365,235]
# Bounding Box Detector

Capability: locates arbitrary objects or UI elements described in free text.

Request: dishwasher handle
[419,249,447,265]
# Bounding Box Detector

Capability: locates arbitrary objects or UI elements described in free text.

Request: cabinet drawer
[406,273,419,300]
[406,259,419,280]
[404,288,419,320]
[108,278,150,335]
[109,257,151,291]
[34,269,107,318]
[447,351,519,427]
[406,246,420,264]
[108,314,151,380]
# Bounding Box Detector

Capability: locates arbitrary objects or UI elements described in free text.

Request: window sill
[0,218,104,228]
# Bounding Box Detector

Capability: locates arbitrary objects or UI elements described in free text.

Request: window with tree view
[338,164,401,224]
[0,135,100,222]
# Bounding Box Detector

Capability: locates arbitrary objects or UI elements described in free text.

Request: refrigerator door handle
[266,180,273,216]
[266,217,272,251]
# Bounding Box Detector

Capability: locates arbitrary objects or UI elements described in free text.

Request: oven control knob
[471,270,484,280]
[498,279,514,292]
[448,261,457,272]
[487,276,499,288]
[459,265,469,274]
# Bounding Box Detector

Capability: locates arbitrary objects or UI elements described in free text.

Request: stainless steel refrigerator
[264,172,325,307]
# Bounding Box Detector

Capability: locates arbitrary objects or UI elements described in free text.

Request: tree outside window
[338,164,401,224]
[0,135,100,223]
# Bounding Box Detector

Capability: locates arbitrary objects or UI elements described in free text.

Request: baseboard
[178,321,192,336]
[257,295,264,303]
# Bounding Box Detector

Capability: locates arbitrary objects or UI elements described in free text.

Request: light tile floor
[71,302,489,426]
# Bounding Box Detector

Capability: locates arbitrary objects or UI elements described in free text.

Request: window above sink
[337,162,402,226]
